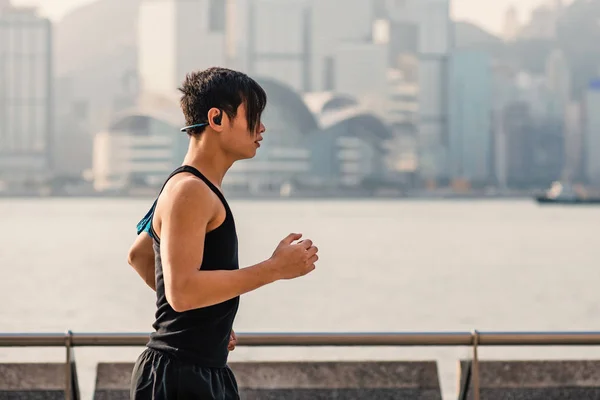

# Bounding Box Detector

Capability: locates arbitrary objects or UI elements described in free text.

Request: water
[1,198,599,399]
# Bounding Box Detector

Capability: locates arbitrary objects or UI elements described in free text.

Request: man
[127,67,319,399]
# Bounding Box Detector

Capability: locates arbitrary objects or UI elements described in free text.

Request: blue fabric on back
[136,198,158,239]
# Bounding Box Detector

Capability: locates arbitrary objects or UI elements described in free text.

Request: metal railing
[4,330,600,400]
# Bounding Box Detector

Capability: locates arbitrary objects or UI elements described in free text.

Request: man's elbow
[127,247,138,267]
[167,291,195,313]
[166,281,211,312]
[165,280,192,312]
[128,245,152,268]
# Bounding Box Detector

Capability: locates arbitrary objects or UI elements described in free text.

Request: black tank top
[146,165,240,367]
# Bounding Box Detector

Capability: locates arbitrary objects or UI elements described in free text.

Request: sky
[11,0,554,36]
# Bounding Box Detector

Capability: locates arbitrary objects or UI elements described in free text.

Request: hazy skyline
[11,0,555,35]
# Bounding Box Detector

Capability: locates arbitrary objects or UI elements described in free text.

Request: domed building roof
[303,92,359,115]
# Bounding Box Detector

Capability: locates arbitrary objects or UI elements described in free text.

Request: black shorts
[130,348,240,400]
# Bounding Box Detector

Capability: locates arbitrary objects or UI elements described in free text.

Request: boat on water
[535,181,600,205]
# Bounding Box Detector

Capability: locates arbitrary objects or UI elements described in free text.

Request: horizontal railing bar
[478,332,600,346]
[3,331,600,348]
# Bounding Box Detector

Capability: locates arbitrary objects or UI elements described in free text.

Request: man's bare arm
[159,179,318,312]
[127,232,156,291]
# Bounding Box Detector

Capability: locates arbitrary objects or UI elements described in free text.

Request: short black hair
[178,67,267,136]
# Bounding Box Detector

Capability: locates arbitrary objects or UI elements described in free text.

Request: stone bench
[459,360,600,400]
[94,361,442,399]
[0,363,80,400]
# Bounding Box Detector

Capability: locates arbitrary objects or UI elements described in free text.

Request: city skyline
[1,0,591,194]
[11,0,560,36]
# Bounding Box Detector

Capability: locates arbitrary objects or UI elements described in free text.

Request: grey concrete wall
[93,363,132,400]
[459,360,600,400]
[0,363,79,400]
[231,361,442,400]
[94,361,442,400]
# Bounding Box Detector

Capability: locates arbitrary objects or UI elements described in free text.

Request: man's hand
[269,233,319,280]
[127,232,156,291]
[228,330,237,352]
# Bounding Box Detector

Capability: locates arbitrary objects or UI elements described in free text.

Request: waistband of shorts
[146,342,229,368]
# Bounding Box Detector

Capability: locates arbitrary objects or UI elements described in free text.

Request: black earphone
[213,110,223,126]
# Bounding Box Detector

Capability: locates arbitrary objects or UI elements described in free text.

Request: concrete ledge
[237,388,438,400]
[94,361,441,400]
[459,360,600,400]
[229,361,440,389]
[231,361,442,399]
[0,363,79,400]
[94,363,133,400]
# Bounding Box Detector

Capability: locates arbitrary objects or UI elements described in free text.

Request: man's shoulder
[162,175,217,211]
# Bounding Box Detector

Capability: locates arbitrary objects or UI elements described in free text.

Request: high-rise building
[503,102,535,187]
[381,0,420,66]
[491,64,521,187]
[387,68,419,126]
[230,0,375,94]
[545,49,571,116]
[309,0,373,92]
[386,69,419,174]
[138,0,226,97]
[0,7,53,183]
[333,42,388,116]
[369,0,450,185]
[416,0,452,185]
[531,117,565,185]
[584,80,600,186]
[229,0,311,92]
[448,51,492,185]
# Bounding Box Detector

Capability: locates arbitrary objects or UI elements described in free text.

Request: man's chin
[246,148,258,159]
[235,151,257,161]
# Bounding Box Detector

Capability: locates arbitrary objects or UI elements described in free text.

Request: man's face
[220,103,265,160]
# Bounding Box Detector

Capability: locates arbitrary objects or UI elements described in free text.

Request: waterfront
[1,198,600,399]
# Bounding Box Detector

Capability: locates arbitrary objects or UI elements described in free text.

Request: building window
[209,0,225,33]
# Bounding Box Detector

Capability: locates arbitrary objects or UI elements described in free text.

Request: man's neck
[182,139,233,188]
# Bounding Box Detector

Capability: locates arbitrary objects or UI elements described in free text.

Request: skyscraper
[584,80,600,186]
[309,0,373,92]
[229,0,311,92]
[448,51,492,185]
[230,0,376,94]
[416,0,452,185]
[138,0,226,98]
[0,6,53,184]
[545,49,571,114]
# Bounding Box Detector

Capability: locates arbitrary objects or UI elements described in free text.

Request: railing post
[471,329,480,400]
[65,330,72,400]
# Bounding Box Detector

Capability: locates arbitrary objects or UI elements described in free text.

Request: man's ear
[207,108,224,131]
